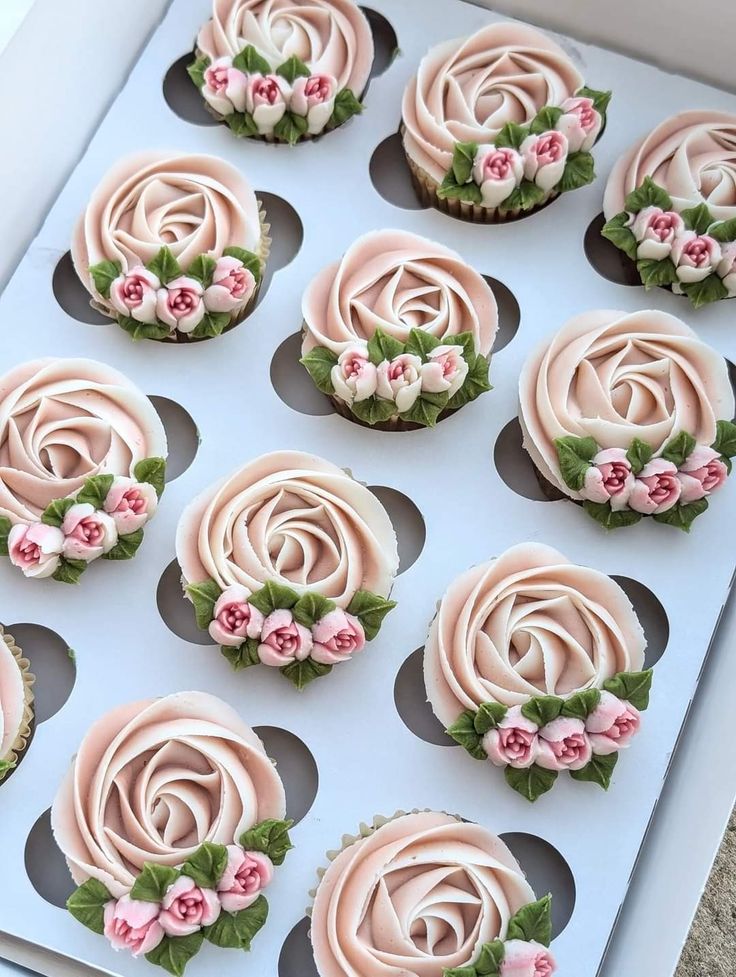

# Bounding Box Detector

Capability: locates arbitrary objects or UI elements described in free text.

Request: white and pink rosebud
[203,256,256,313]
[201,57,248,116]
[311,609,365,665]
[483,705,539,769]
[472,146,523,208]
[716,241,736,296]
[500,939,556,977]
[103,895,165,957]
[585,691,641,756]
[7,522,64,579]
[555,95,602,152]
[103,477,158,535]
[258,609,313,666]
[61,503,118,562]
[420,344,469,398]
[290,73,337,135]
[330,346,378,405]
[671,231,722,283]
[156,276,206,334]
[159,876,220,938]
[536,716,592,772]
[628,458,681,514]
[630,207,685,260]
[581,448,635,510]
[208,584,265,646]
[109,266,160,324]
[216,846,273,913]
[520,130,568,192]
[677,445,729,502]
[245,74,290,134]
[376,353,423,413]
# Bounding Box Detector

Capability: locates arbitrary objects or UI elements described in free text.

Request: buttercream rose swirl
[519,309,735,498]
[197,0,374,94]
[402,22,583,184]
[424,543,646,725]
[310,811,536,977]
[176,451,398,606]
[603,110,736,222]
[0,358,166,524]
[301,229,498,356]
[51,692,286,897]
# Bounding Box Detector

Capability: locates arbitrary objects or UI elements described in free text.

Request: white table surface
[1,3,734,976]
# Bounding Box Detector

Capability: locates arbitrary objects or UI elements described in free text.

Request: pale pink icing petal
[176,451,398,608]
[402,23,583,184]
[603,110,736,221]
[518,309,734,498]
[197,0,373,95]
[424,542,646,725]
[0,358,167,524]
[0,632,25,757]
[301,229,498,358]
[50,691,286,897]
[310,812,535,977]
[71,152,262,314]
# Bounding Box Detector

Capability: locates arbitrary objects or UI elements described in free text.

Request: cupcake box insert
[1,1,736,976]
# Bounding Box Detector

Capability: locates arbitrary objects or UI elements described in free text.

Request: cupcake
[310,810,557,976]
[402,22,611,222]
[71,152,268,341]
[602,111,736,307]
[300,229,498,429]
[0,626,34,781]
[189,0,373,143]
[176,451,398,688]
[424,543,651,802]
[519,309,736,531]
[52,691,291,973]
[0,358,167,583]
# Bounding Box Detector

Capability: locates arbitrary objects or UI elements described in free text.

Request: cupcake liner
[531,462,570,503]
[0,626,35,782]
[402,133,558,224]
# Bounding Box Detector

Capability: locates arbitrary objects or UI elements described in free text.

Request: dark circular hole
[52,251,109,325]
[611,576,669,667]
[271,333,336,417]
[157,558,215,646]
[279,916,318,977]
[367,486,425,573]
[584,212,642,286]
[500,832,576,938]
[361,7,399,79]
[494,418,556,503]
[148,396,199,481]
[394,647,454,746]
[369,130,425,211]
[25,808,75,909]
[253,726,318,825]
[5,624,75,724]
[163,52,220,126]
[484,276,521,353]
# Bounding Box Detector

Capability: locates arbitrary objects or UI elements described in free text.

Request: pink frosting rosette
[402,23,583,186]
[518,309,735,512]
[603,110,736,222]
[310,811,538,977]
[424,543,645,725]
[0,358,166,526]
[0,627,34,780]
[177,450,398,605]
[72,152,266,334]
[51,691,286,897]
[196,0,373,96]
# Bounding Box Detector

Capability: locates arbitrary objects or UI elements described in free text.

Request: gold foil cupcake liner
[0,626,35,782]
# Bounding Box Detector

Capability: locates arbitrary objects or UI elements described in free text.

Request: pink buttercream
[0,630,27,759]
[159,875,220,937]
[8,523,64,578]
[483,705,539,768]
[536,716,592,771]
[208,584,264,646]
[109,266,160,324]
[501,940,557,977]
[678,445,728,502]
[203,257,256,313]
[257,609,313,666]
[585,690,640,755]
[61,503,118,562]
[311,609,365,664]
[581,448,635,510]
[628,458,681,514]
[103,895,164,956]
[103,477,158,535]
[556,95,601,152]
[216,846,273,912]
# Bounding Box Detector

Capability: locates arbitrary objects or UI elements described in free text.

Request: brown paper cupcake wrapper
[0,626,35,782]
[307,808,462,915]
[403,139,558,225]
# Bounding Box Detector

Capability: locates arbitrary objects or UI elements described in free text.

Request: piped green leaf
[222,246,261,281]
[181,842,228,889]
[602,669,653,710]
[570,752,618,790]
[187,254,217,288]
[329,88,363,127]
[292,591,336,628]
[190,310,232,340]
[345,589,397,640]
[713,419,736,458]
[576,86,612,115]
[248,580,299,616]
[76,474,114,510]
[232,44,271,75]
[276,55,310,84]
[204,895,268,950]
[186,578,223,630]
[103,528,144,561]
[145,933,204,977]
[681,203,715,235]
[529,105,563,134]
[446,710,486,760]
[367,327,405,365]
[661,430,696,466]
[709,218,736,243]
[41,496,76,528]
[301,347,338,395]
[583,501,642,530]
[554,435,597,491]
[146,246,182,285]
[187,54,211,90]
[521,695,564,727]
[561,688,601,720]
[351,395,397,426]
[626,437,653,474]
[134,457,167,498]
[624,176,673,213]
[681,274,729,309]
[558,151,595,193]
[117,315,172,342]
[273,110,309,145]
[130,862,180,902]
[473,701,508,735]
[400,394,447,428]
[504,764,558,803]
[281,657,332,689]
[0,516,10,556]
[652,499,709,532]
[89,259,122,299]
[227,111,259,137]
[238,818,294,865]
[499,179,545,213]
[66,878,112,934]
[506,894,553,946]
[52,558,87,585]
[404,327,441,362]
[221,638,260,672]
[636,257,678,289]
[601,211,638,261]
[450,141,478,186]
[495,122,527,150]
